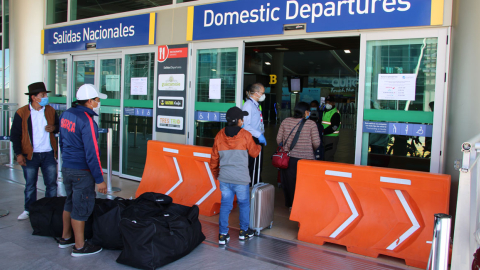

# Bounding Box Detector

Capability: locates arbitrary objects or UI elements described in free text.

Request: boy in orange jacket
[210,106,261,245]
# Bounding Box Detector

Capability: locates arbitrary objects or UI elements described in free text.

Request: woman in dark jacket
[276,102,321,210]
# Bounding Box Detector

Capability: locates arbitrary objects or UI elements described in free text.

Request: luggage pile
[29,192,205,269]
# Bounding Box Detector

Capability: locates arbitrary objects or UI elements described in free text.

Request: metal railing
[451,134,480,269]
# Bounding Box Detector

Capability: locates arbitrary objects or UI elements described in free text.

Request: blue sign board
[98,128,108,133]
[44,13,156,54]
[124,108,135,116]
[364,121,432,137]
[135,108,153,117]
[196,111,221,122]
[190,0,441,40]
[220,113,227,122]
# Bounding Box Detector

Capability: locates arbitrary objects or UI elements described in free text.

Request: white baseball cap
[76,84,107,100]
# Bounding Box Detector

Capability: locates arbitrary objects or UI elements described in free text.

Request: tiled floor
[0,162,420,270]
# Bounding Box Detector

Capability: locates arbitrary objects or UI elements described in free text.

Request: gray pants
[323,136,339,162]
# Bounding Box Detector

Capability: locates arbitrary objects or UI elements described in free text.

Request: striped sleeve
[81,112,104,184]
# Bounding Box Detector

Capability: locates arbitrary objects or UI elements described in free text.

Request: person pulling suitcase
[210,107,261,245]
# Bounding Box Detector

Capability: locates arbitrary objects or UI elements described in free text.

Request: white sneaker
[17,211,29,220]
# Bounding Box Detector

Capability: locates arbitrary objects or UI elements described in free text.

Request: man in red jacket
[210,106,261,245]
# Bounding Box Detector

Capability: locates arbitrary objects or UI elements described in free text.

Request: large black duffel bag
[121,192,173,220]
[117,203,206,269]
[29,197,105,238]
[90,198,133,249]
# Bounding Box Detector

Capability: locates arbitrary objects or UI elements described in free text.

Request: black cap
[226,106,248,123]
[310,110,320,119]
[325,95,335,102]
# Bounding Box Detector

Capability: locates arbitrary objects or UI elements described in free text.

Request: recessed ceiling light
[276,47,289,51]
[212,69,217,72]
[344,50,351,53]
[265,62,271,65]
[299,52,304,55]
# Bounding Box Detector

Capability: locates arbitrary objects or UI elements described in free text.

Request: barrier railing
[427,214,452,270]
[135,141,222,216]
[290,160,451,269]
[451,135,480,269]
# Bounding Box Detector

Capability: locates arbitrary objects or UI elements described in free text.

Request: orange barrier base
[136,141,223,216]
[290,161,451,269]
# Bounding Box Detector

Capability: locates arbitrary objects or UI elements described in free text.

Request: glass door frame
[44,54,73,108]
[119,46,158,181]
[355,28,449,173]
[187,40,245,145]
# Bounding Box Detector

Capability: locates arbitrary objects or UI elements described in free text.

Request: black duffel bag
[91,197,133,249]
[121,192,173,220]
[117,203,206,270]
[29,197,106,239]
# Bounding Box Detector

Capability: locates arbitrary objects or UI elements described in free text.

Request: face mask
[258,93,266,102]
[325,104,333,110]
[39,97,49,106]
[93,101,101,115]
[310,107,317,111]
[305,113,310,119]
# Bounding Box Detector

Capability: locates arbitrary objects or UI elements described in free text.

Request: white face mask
[258,93,266,102]
[93,101,101,115]
[325,104,333,110]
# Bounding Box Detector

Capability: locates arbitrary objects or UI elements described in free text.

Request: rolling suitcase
[250,150,275,235]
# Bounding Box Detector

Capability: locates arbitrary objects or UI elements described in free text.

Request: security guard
[322,96,341,161]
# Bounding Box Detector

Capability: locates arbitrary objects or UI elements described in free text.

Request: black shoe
[57,237,75,248]
[219,233,230,245]
[239,228,255,240]
[71,241,102,257]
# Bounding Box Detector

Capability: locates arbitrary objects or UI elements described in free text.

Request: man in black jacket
[10,82,59,220]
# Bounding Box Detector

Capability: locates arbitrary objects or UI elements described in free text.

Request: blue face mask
[310,107,317,111]
[241,124,244,128]
[39,97,49,106]
[305,114,310,119]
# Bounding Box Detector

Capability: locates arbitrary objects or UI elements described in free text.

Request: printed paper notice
[106,75,120,91]
[377,74,416,100]
[131,77,148,95]
[209,78,221,99]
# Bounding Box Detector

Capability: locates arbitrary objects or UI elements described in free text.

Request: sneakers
[71,241,102,257]
[57,237,75,248]
[239,228,255,240]
[17,211,29,220]
[218,233,230,245]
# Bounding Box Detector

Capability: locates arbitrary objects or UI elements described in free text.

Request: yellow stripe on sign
[186,6,194,41]
[149,13,156,45]
[431,0,444,25]
[41,30,44,55]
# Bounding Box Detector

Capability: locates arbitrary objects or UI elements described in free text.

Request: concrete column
[271,52,284,109]
[445,0,480,217]
[10,0,44,107]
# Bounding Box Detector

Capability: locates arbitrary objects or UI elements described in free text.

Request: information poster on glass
[131,77,148,95]
[377,74,416,100]
[209,78,221,99]
[106,75,120,91]
[156,44,188,134]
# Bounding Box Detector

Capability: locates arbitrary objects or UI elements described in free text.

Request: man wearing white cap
[56,84,107,257]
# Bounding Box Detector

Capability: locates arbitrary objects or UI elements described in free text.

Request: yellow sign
[269,74,277,85]
[354,64,359,74]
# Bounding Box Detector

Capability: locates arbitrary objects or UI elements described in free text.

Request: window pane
[46,0,68,25]
[71,0,172,21]
[176,0,198,3]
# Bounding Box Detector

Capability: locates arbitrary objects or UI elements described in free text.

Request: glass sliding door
[189,41,244,146]
[46,58,69,116]
[98,55,121,173]
[356,29,448,173]
[122,52,155,178]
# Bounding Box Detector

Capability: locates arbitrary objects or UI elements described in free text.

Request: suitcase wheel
[268,221,273,229]
[255,230,261,236]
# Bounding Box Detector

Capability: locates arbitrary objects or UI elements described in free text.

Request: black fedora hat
[25,82,50,95]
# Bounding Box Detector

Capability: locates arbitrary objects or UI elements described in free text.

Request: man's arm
[81,117,104,184]
[10,113,23,156]
[209,139,220,179]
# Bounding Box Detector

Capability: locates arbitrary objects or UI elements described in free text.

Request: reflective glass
[46,0,68,25]
[47,59,68,116]
[362,38,438,172]
[71,0,172,21]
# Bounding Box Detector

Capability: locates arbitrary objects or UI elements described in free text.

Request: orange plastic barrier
[290,161,450,269]
[136,141,221,216]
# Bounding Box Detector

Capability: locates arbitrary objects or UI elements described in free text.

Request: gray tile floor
[0,175,286,270]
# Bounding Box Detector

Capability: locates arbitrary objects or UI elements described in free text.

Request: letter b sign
[269,74,277,85]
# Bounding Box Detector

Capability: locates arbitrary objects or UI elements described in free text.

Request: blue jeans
[219,182,250,234]
[22,151,57,211]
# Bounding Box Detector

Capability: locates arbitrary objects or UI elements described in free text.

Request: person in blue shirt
[242,83,267,184]
[56,84,107,257]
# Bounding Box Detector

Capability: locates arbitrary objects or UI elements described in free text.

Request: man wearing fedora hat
[10,82,59,220]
